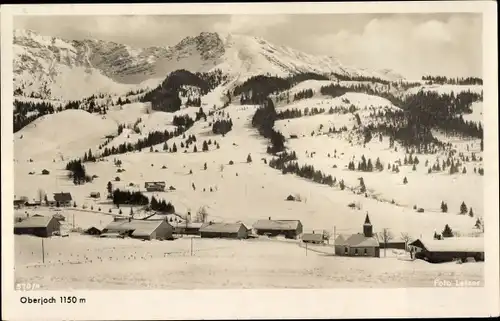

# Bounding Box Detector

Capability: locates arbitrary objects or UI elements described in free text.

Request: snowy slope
[14,100,483,240]
[14,109,118,161]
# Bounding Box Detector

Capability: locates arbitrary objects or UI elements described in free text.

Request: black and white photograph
[1,2,498,320]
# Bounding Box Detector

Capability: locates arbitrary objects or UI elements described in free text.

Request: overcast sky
[14,13,482,79]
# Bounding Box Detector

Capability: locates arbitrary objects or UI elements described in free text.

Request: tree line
[251,98,286,154]
[422,75,483,85]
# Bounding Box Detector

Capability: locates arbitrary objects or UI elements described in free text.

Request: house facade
[253,218,303,239]
[334,214,380,258]
[53,192,73,207]
[14,216,61,237]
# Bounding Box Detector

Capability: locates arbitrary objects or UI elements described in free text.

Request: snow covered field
[14,234,483,289]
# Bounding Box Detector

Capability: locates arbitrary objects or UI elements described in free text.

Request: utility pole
[305,242,308,256]
[333,226,336,244]
[73,213,75,229]
[190,237,193,256]
[41,238,45,264]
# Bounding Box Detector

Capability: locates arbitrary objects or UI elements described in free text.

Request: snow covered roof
[104,219,169,235]
[335,233,380,247]
[302,233,323,242]
[411,237,484,253]
[253,219,302,231]
[200,223,247,234]
[14,215,58,228]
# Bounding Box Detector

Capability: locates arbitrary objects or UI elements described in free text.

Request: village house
[14,199,25,208]
[408,237,484,263]
[302,232,325,244]
[84,226,104,236]
[53,192,73,207]
[101,218,173,240]
[199,222,249,239]
[253,218,303,239]
[144,181,166,192]
[334,214,380,257]
[14,215,61,238]
[89,192,101,199]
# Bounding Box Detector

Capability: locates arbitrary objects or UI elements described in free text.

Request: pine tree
[172,143,177,153]
[462,167,467,174]
[412,164,416,171]
[468,208,474,217]
[460,201,468,214]
[202,141,209,152]
[441,201,448,213]
[359,177,366,193]
[339,179,345,190]
[204,162,207,170]
[247,153,252,163]
[367,159,373,172]
[403,177,408,184]
[193,145,198,153]
[442,224,453,238]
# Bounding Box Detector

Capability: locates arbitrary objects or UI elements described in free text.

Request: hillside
[14,75,484,240]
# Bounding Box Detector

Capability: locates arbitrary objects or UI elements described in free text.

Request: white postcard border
[1,2,498,320]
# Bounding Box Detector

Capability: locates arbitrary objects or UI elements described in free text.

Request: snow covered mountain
[13,29,404,100]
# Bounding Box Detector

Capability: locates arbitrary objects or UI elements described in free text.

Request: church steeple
[363,213,373,237]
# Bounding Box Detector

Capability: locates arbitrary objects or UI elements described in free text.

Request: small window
[364,248,367,255]
[344,247,348,254]
[354,249,358,255]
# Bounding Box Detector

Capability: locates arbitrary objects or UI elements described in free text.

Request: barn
[101,219,173,240]
[53,192,73,207]
[90,192,101,199]
[408,237,484,263]
[253,218,303,239]
[302,233,325,244]
[199,222,249,239]
[14,216,61,237]
[334,214,380,258]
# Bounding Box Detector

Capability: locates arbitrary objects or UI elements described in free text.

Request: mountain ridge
[13,28,405,100]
